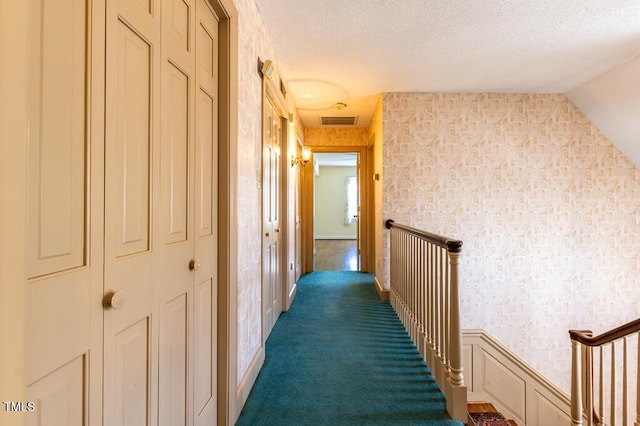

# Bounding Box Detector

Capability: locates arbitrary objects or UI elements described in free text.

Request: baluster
[571,339,584,425]
[407,235,414,340]
[398,231,403,320]
[421,241,426,342]
[600,346,604,424]
[411,236,420,346]
[392,229,396,296]
[427,243,433,347]
[439,246,446,370]
[430,242,436,371]
[402,232,406,325]
[635,332,639,426]
[612,342,617,426]
[416,236,421,341]
[433,246,442,370]
[624,337,628,426]
[418,238,425,356]
[585,346,593,426]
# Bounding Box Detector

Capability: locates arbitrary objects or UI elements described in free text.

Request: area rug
[468,411,511,426]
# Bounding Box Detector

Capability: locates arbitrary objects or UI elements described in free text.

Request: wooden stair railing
[570,318,640,426]
[385,219,467,422]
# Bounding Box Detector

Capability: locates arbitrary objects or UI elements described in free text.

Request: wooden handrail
[569,318,640,346]
[384,219,463,253]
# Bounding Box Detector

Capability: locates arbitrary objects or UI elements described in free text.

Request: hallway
[236,272,460,425]
[313,239,359,271]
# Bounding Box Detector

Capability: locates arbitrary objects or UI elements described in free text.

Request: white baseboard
[462,329,571,425]
[286,282,297,311]
[374,276,388,302]
[236,346,265,412]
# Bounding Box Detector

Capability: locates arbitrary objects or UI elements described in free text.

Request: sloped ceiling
[567,56,640,169]
[254,0,640,163]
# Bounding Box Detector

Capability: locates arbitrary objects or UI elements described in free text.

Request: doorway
[313,152,359,271]
[302,145,371,274]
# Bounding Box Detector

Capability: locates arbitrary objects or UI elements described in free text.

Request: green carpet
[236,271,463,426]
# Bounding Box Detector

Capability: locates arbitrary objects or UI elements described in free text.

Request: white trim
[236,346,265,411]
[463,329,572,425]
[374,276,389,302]
[285,282,297,311]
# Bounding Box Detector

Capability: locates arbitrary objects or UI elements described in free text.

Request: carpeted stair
[236,271,463,425]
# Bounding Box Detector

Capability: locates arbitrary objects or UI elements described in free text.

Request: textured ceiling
[254,0,640,128]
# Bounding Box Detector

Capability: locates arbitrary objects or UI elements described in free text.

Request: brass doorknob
[103,290,126,309]
[189,259,201,271]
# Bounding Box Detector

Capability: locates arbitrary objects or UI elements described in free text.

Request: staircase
[468,402,518,426]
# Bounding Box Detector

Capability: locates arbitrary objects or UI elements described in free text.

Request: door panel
[26,356,84,426]
[164,62,190,244]
[115,21,152,257]
[104,0,160,423]
[194,278,213,413]
[26,0,86,278]
[162,294,188,426]
[25,0,91,416]
[195,90,215,236]
[115,317,151,425]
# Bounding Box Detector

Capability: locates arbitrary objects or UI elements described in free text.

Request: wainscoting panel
[528,389,569,426]
[463,329,571,425]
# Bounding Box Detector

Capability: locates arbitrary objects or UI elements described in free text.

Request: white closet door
[193,1,219,424]
[103,0,162,424]
[263,100,283,339]
[157,0,195,425]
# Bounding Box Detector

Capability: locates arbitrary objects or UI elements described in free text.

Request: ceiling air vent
[320,116,358,126]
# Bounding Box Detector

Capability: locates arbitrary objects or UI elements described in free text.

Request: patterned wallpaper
[380,93,640,392]
[236,0,274,380]
[235,0,304,382]
[305,127,368,146]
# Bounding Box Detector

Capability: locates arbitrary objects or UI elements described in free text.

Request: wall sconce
[257,58,276,80]
[291,147,311,167]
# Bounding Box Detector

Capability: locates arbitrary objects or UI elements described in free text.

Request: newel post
[570,338,584,425]
[444,244,466,422]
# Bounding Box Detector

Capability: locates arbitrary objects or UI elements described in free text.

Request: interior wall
[305,127,368,146]
[314,166,358,239]
[235,0,267,386]
[380,92,640,393]
[235,0,302,385]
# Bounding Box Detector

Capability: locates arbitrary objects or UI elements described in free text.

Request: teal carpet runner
[236,271,463,425]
